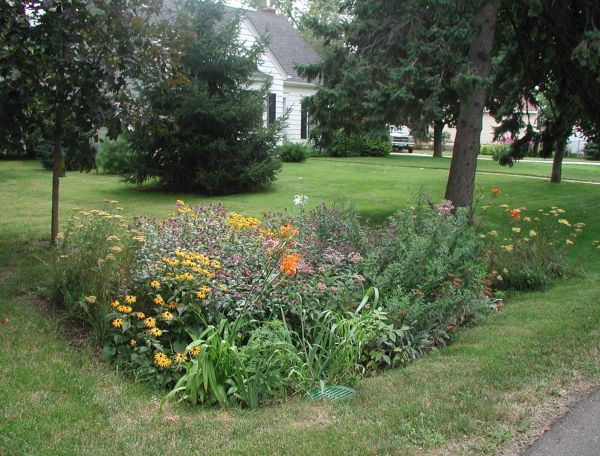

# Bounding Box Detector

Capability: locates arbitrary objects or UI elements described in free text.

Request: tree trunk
[432,120,444,158]
[550,140,565,183]
[445,0,500,208]
[51,108,65,244]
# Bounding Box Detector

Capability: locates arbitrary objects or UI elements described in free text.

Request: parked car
[389,125,415,153]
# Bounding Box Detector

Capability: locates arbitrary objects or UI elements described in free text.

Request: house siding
[238,17,318,143]
[444,111,540,145]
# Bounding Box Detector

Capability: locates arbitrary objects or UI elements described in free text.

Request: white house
[227,6,320,143]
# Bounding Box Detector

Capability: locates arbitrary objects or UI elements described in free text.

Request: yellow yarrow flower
[566,239,574,245]
[512,227,521,233]
[84,295,97,304]
[529,229,537,237]
[558,219,571,227]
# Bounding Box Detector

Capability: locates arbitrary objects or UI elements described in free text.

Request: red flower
[491,187,501,196]
[510,209,521,220]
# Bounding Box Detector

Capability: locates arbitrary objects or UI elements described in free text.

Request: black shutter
[301,100,308,139]
[268,93,276,125]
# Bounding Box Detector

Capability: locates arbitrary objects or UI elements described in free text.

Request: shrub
[37,140,77,171]
[480,143,510,159]
[276,142,312,162]
[584,141,600,160]
[326,129,391,157]
[96,136,135,174]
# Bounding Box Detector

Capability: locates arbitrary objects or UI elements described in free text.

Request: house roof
[223,7,320,84]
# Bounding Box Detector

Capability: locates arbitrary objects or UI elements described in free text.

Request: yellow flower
[148,327,163,337]
[523,217,531,222]
[153,295,165,306]
[117,305,132,314]
[160,311,173,321]
[196,286,211,300]
[153,352,172,368]
[173,352,187,363]
[125,295,137,304]
[111,300,121,308]
[136,312,145,320]
[504,245,514,253]
[84,295,97,304]
[167,301,178,310]
[106,235,120,241]
[189,346,201,357]
[150,280,160,289]
[488,230,498,237]
[110,245,122,253]
[512,227,521,233]
[566,239,574,245]
[529,229,537,237]
[129,339,137,346]
[558,219,571,227]
[144,317,156,328]
[112,318,124,328]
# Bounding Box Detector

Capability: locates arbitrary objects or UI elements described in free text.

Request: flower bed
[50,197,503,407]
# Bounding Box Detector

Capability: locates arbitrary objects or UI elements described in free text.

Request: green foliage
[480,143,509,159]
[36,140,78,171]
[276,142,312,162]
[482,205,580,291]
[128,1,283,195]
[362,197,487,337]
[584,142,600,161]
[325,129,391,157]
[96,137,135,175]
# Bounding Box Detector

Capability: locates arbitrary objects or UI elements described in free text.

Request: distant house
[444,107,540,146]
[228,6,321,143]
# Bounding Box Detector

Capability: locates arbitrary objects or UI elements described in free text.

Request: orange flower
[280,254,302,275]
[510,209,521,220]
[279,224,299,238]
[491,187,501,196]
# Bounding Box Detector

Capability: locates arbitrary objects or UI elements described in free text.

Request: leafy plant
[96,136,135,175]
[276,142,312,162]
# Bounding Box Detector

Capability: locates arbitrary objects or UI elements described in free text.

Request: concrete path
[524,389,600,456]
[394,152,600,166]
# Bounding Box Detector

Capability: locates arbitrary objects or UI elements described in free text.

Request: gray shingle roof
[240,9,321,83]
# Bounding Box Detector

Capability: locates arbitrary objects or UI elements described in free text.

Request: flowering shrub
[480,195,583,290]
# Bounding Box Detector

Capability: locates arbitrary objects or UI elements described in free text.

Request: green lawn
[332,154,600,183]
[1,158,599,455]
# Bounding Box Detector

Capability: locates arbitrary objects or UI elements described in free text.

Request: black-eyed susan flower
[153,295,165,306]
[144,317,156,328]
[150,280,160,289]
[173,353,186,363]
[160,311,173,321]
[112,318,124,328]
[153,352,172,368]
[125,295,136,304]
[148,327,162,337]
[189,346,201,357]
[136,312,145,320]
[111,300,121,308]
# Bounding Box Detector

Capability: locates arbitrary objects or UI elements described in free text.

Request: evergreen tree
[128,0,283,195]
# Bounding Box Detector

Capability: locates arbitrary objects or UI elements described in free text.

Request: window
[267,93,276,125]
[301,99,308,139]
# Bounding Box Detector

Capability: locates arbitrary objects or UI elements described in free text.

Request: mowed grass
[1,158,600,455]
[330,154,600,183]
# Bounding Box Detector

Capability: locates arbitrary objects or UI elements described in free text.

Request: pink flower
[348,252,363,264]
